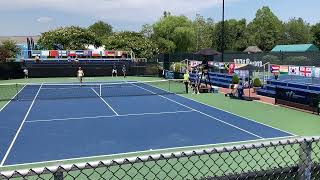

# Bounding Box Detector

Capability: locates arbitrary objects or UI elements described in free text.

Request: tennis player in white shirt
[77,67,84,84]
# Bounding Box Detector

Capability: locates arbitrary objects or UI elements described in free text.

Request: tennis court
[0,80,294,166]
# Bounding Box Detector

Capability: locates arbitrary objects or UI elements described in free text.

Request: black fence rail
[152,52,320,66]
[1,137,320,180]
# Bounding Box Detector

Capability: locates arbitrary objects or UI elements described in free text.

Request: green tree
[1,40,20,58]
[0,47,10,62]
[213,19,249,52]
[103,31,158,59]
[38,26,101,50]
[153,14,195,53]
[311,23,320,48]
[88,21,113,38]
[282,18,312,44]
[193,14,215,51]
[140,24,153,38]
[248,6,283,51]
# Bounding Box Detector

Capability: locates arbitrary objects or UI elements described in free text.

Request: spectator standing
[77,67,84,84]
[183,71,190,94]
[23,68,29,79]
[112,63,118,77]
[122,64,127,78]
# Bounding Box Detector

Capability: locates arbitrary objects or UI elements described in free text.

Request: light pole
[221,0,225,62]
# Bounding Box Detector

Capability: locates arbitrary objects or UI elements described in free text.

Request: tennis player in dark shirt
[112,63,117,77]
[122,65,127,78]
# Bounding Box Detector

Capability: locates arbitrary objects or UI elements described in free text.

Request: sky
[0,0,319,36]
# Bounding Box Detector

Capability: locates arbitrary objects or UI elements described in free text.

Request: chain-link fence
[152,52,320,66]
[1,137,320,179]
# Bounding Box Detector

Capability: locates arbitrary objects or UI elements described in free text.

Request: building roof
[0,36,40,45]
[243,46,263,53]
[271,44,319,52]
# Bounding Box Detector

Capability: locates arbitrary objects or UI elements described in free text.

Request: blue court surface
[0,81,294,166]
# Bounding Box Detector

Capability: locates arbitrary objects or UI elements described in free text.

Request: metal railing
[1,136,320,180]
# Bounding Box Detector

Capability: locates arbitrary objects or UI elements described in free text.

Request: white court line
[131,83,264,139]
[1,135,296,168]
[25,110,195,123]
[0,84,27,112]
[145,81,296,137]
[0,83,43,166]
[91,88,119,116]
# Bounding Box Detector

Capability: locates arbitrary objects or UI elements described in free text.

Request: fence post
[299,140,312,180]
[54,171,64,180]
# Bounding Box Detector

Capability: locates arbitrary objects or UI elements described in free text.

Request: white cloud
[37,17,53,23]
[0,0,235,22]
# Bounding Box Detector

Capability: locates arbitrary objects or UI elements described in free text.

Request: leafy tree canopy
[248,6,283,51]
[103,31,159,59]
[88,21,113,39]
[38,26,101,50]
[282,18,312,44]
[311,23,320,48]
[0,40,21,62]
[153,14,195,53]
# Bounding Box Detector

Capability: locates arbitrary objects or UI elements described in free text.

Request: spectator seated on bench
[198,83,211,93]
[225,83,244,99]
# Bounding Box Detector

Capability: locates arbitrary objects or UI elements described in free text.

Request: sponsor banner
[234,64,247,69]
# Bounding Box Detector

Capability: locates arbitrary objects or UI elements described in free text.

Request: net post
[298,139,312,180]
[99,84,102,97]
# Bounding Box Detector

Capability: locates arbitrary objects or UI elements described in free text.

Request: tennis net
[0,80,186,101]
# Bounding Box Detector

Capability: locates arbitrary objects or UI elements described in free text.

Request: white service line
[26,110,195,123]
[145,81,295,136]
[91,88,119,116]
[0,84,27,112]
[130,83,264,139]
[0,83,43,166]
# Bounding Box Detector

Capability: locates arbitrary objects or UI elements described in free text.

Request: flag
[41,51,50,57]
[27,38,31,58]
[59,50,67,57]
[313,67,320,78]
[76,50,84,56]
[68,51,76,56]
[279,65,289,75]
[218,62,225,69]
[83,50,92,56]
[31,37,35,50]
[106,51,115,56]
[270,65,280,73]
[49,50,58,57]
[31,50,41,57]
[92,50,101,56]
[288,66,299,75]
[115,51,122,56]
[299,66,312,77]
